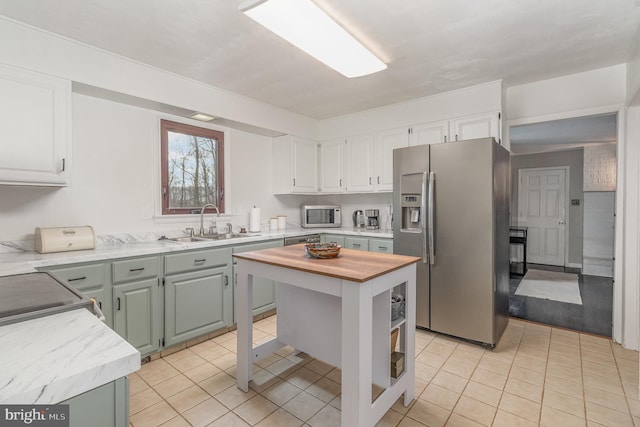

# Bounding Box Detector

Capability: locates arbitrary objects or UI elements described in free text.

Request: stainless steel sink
[164,233,256,243]
[166,236,211,243]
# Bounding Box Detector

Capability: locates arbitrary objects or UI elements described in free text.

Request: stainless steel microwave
[301,205,342,228]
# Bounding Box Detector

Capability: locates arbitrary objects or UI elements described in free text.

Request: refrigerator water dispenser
[401,194,422,231]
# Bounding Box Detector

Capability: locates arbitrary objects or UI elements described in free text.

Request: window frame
[160,119,225,215]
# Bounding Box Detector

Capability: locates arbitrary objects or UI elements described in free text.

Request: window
[161,119,224,215]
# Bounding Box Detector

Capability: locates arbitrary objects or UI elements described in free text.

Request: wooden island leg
[236,261,253,392]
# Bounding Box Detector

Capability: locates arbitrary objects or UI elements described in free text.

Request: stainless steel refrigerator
[393,137,510,346]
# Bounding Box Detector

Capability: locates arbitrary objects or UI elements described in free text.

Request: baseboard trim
[567,262,582,269]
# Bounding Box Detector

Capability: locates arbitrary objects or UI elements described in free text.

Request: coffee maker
[365,209,379,230]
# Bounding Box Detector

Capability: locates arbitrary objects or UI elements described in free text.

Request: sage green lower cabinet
[39,262,112,328]
[345,236,369,251]
[113,278,162,357]
[369,238,393,253]
[232,239,283,322]
[61,377,129,427]
[163,247,233,347]
[111,256,162,357]
[321,234,345,246]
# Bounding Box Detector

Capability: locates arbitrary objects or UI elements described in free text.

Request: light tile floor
[129,316,640,426]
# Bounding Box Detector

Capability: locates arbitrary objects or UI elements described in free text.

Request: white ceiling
[1,0,639,121]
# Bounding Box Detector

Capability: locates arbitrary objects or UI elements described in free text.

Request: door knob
[559,220,565,225]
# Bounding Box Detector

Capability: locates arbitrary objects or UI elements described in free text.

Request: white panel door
[518,168,567,266]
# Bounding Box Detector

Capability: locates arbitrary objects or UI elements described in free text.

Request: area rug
[515,269,583,305]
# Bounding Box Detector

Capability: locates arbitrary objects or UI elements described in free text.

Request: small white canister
[269,217,278,231]
[277,215,287,229]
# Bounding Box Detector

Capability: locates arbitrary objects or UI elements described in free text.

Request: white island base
[235,245,418,427]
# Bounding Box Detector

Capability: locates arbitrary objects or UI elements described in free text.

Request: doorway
[508,114,617,337]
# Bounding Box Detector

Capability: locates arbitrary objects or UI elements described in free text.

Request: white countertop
[0,227,393,277]
[0,308,140,404]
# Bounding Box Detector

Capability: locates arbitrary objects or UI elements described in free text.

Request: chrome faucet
[199,204,220,235]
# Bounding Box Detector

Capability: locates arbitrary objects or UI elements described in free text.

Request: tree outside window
[161,120,224,214]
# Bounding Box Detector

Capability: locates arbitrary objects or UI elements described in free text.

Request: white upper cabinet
[409,120,449,146]
[272,135,318,194]
[344,134,375,193]
[0,64,71,186]
[319,139,344,193]
[374,127,409,191]
[449,112,501,143]
[273,112,501,195]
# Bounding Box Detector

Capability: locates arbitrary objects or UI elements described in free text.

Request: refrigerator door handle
[428,171,435,264]
[421,171,428,264]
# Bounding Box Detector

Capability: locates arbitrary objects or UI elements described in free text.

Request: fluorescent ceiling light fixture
[240,0,386,78]
[189,112,216,122]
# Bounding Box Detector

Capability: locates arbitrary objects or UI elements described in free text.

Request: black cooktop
[0,272,93,326]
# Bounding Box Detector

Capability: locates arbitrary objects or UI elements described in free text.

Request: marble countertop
[0,227,393,277]
[0,308,140,404]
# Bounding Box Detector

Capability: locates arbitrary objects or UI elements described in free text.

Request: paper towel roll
[249,207,261,232]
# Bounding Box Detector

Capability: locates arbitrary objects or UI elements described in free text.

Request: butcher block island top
[232,243,420,282]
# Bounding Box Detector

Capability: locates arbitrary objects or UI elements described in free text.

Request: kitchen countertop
[0,227,393,277]
[0,307,140,404]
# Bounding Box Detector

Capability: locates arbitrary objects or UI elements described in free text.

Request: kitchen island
[234,245,419,427]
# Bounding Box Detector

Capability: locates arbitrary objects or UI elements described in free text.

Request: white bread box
[35,226,96,254]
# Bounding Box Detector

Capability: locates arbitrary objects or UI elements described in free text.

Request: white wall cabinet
[319,139,344,193]
[344,134,375,193]
[374,127,409,191]
[0,63,71,186]
[276,111,500,195]
[409,120,450,146]
[273,135,318,194]
[449,112,501,143]
[409,113,501,147]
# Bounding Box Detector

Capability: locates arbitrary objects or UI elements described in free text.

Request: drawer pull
[378,246,387,251]
[129,267,145,272]
[68,276,86,282]
[194,259,206,264]
[353,244,360,248]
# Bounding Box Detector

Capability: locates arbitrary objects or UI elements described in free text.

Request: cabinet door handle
[339,179,342,187]
[293,178,296,187]
[116,297,121,311]
[61,158,66,172]
[225,275,229,287]
[98,301,102,309]
[194,259,206,264]
[369,177,372,185]
[377,176,380,184]
[67,276,86,282]
[129,267,145,272]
